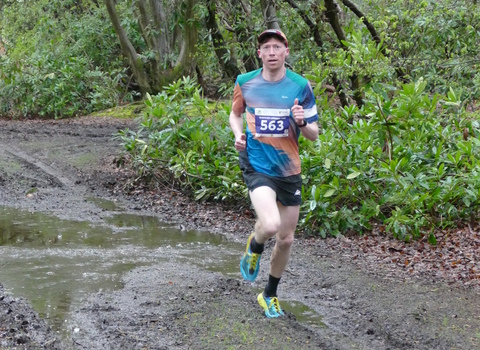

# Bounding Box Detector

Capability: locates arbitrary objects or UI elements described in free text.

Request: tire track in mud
[2,143,75,188]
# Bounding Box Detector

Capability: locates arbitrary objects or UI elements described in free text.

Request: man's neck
[262,66,286,82]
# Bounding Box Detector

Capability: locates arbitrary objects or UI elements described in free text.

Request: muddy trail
[0,117,479,350]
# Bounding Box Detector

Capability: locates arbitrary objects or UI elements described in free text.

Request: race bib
[254,108,290,137]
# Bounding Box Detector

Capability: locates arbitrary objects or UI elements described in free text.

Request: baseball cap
[258,29,288,48]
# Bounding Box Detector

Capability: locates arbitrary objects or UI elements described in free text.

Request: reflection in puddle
[282,300,325,327]
[0,202,324,340]
[85,196,123,211]
[0,208,224,248]
[0,205,223,336]
[105,213,225,245]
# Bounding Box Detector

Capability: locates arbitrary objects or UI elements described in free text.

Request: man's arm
[291,98,319,141]
[229,110,246,151]
[299,121,319,141]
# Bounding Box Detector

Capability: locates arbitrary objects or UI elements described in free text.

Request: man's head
[257,29,288,48]
[257,30,289,75]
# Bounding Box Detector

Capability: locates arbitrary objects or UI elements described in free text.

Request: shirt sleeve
[232,82,246,116]
[301,82,319,123]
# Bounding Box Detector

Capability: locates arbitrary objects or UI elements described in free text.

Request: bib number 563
[260,119,284,131]
[254,108,290,137]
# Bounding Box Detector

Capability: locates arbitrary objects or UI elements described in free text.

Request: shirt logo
[282,95,288,99]
[294,189,301,196]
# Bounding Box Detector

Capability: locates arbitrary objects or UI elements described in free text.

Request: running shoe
[257,292,284,318]
[240,232,261,282]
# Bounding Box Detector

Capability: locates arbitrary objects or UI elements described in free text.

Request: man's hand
[229,110,246,151]
[291,98,305,126]
[291,98,319,140]
[235,134,246,151]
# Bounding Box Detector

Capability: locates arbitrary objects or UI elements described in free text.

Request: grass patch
[89,102,145,119]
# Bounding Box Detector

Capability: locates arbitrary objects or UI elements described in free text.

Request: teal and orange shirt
[232,68,318,177]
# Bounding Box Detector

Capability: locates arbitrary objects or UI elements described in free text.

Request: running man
[229,29,319,318]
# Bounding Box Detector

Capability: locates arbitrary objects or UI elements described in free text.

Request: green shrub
[0,53,120,118]
[302,79,480,240]
[117,77,246,203]
[0,0,126,119]
[119,77,480,241]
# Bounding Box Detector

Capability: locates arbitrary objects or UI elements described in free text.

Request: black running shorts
[239,151,302,206]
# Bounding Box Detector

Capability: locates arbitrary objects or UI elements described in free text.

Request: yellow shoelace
[248,253,260,270]
[268,297,281,312]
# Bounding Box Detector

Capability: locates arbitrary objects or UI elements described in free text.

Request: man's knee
[276,233,294,249]
[260,218,281,237]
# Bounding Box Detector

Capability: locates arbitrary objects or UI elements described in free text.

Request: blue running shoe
[257,292,284,318]
[240,233,261,282]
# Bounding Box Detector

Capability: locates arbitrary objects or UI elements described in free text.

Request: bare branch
[283,0,324,48]
[205,0,241,79]
[325,0,362,107]
[341,0,406,81]
[341,0,380,43]
[260,0,281,29]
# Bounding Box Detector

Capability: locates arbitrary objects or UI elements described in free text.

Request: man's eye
[261,45,283,52]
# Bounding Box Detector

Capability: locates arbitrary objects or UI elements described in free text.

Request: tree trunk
[205,0,241,79]
[137,0,158,52]
[174,0,198,77]
[149,0,169,58]
[260,0,281,30]
[104,0,151,95]
[331,73,349,108]
[230,0,258,71]
[324,0,347,49]
[325,0,363,107]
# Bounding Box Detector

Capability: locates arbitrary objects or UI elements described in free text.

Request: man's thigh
[249,186,279,225]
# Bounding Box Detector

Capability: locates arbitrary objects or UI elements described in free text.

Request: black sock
[250,237,264,254]
[264,275,281,297]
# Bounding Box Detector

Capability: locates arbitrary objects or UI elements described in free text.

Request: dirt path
[0,117,479,350]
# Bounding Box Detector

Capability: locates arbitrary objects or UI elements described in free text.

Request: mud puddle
[0,203,324,348]
[0,204,226,335]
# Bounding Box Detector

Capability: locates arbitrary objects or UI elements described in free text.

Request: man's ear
[285,48,290,56]
[257,49,261,57]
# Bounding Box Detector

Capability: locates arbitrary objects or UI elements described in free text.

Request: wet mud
[0,117,479,350]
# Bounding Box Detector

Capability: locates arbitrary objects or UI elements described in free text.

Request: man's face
[257,37,289,71]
